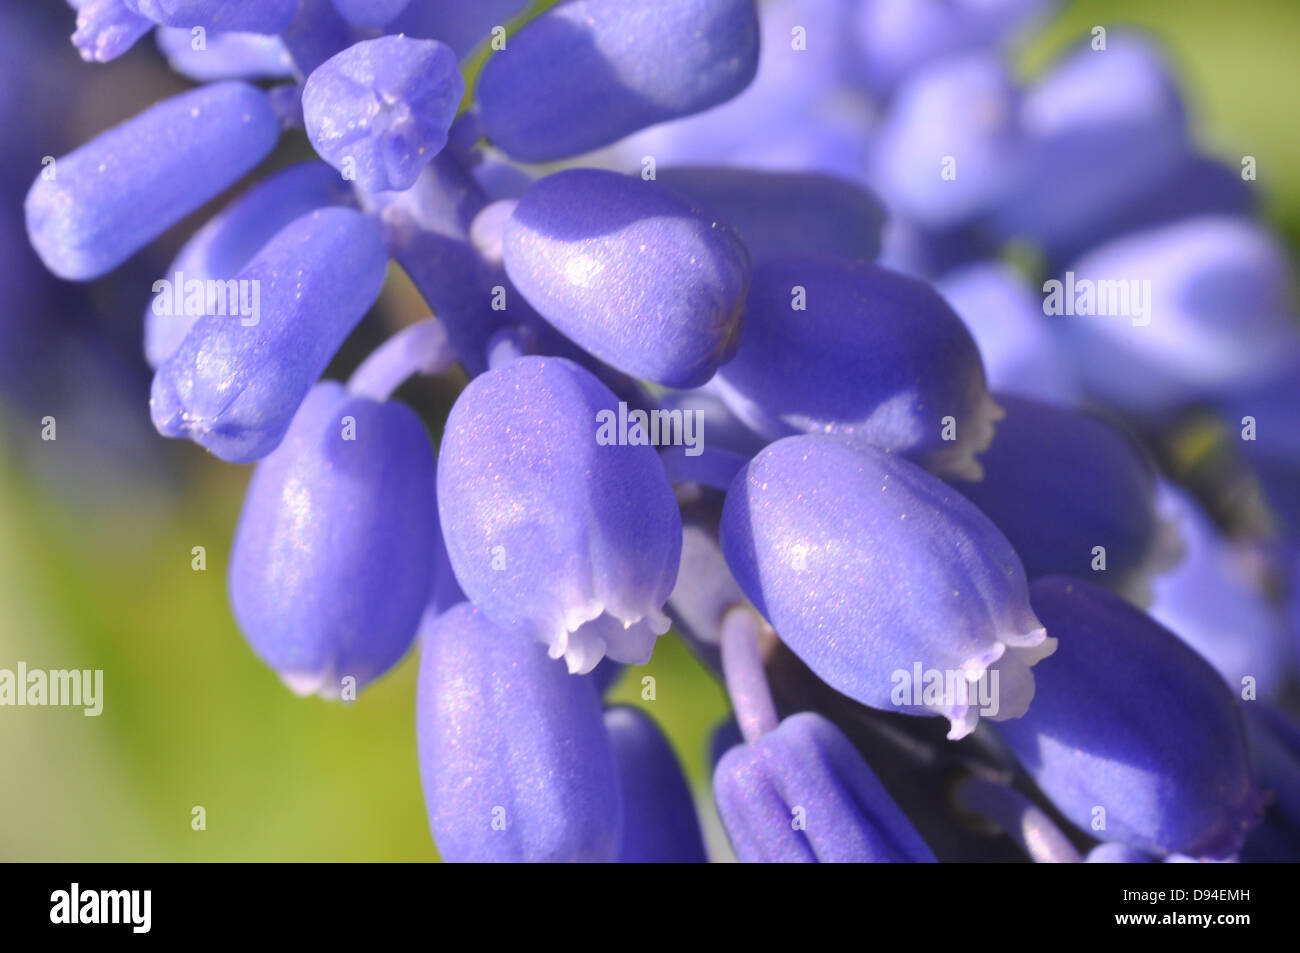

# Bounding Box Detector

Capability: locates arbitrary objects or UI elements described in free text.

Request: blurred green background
[1,0,1297,861]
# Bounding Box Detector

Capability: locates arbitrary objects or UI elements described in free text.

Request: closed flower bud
[228,382,439,697]
[715,711,936,862]
[388,0,531,59]
[606,706,708,863]
[124,0,298,32]
[656,167,884,263]
[947,395,1174,603]
[25,81,279,280]
[150,207,388,463]
[720,435,1053,739]
[503,170,750,387]
[477,0,760,162]
[303,36,464,193]
[437,356,682,674]
[145,161,352,368]
[713,255,1000,479]
[1061,216,1300,413]
[995,576,1262,859]
[417,603,622,862]
[154,27,293,82]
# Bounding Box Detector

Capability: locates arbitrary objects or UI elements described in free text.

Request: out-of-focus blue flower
[947,395,1172,603]
[606,705,708,863]
[387,0,530,60]
[1149,484,1293,700]
[477,0,760,162]
[25,81,280,280]
[715,711,936,862]
[437,356,682,674]
[720,435,1054,739]
[417,603,622,862]
[72,0,153,63]
[996,577,1261,859]
[852,0,1058,100]
[155,26,294,81]
[869,53,1019,229]
[656,166,885,263]
[330,0,409,29]
[228,381,439,697]
[713,256,1000,479]
[124,0,298,31]
[936,262,1079,405]
[1059,216,1300,415]
[502,169,751,387]
[302,35,463,193]
[144,161,353,368]
[150,207,389,462]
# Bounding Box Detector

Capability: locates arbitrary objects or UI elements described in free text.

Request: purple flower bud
[417,603,622,862]
[713,256,1000,479]
[852,0,1057,99]
[656,166,885,263]
[150,207,389,463]
[606,706,708,863]
[720,435,1053,739]
[1150,486,1293,699]
[1060,216,1300,414]
[155,27,294,81]
[1086,843,1155,863]
[477,0,760,162]
[715,711,936,862]
[25,81,279,280]
[302,35,464,193]
[869,53,1019,228]
[947,395,1173,602]
[330,0,409,28]
[936,262,1080,405]
[387,0,531,59]
[123,0,298,32]
[438,356,682,674]
[228,382,438,696]
[996,577,1262,859]
[72,0,153,63]
[145,161,353,368]
[503,170,751,387]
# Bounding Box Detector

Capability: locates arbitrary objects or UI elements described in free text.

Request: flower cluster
[15,0,1300,862]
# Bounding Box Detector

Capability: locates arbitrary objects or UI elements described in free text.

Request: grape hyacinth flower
[502,169,751,387]
[947,394,1176,603]
[605,706,708,863]
[150,207,389,462]
[712,256,1002,479]
[12,0,1299,868]
[25,81,280,279]
[417,603,622,863]
[720,435,1055,739]
[477,0,761,162]
[302,35,464,193]
[996,577,1261,859]
[228,376,441,697]
[437,355,682,674]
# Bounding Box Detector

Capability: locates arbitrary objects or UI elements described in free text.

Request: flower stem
[721,606,779,744]
[348,318,453,402]
[953,775,1082,863]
